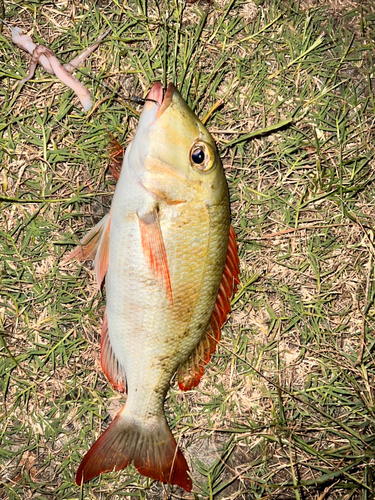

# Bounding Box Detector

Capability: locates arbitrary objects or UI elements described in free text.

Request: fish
[70,82,240,491]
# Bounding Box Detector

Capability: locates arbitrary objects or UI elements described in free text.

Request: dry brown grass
[1,0,375,499]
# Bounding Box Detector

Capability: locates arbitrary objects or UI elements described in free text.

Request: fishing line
[0,18,160,108]
[0,17,11,29]
[73,67,161,108]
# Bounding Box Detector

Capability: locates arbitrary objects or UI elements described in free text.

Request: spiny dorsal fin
[138,209,173,304]
[100,311,127,393]
[178,225,240,391]
[66,213,111,289]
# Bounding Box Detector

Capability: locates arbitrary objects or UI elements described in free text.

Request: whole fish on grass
[70,82,240,491]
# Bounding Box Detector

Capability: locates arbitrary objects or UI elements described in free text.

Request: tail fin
[76,408,192,491]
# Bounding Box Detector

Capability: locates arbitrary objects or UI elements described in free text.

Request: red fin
[76,408,192,491]
[101,311,127,393]
[138,209,173,304]
[108,134,124,181]
[94,213,111,288]
[178,225,240,391]
[66,213,111,289]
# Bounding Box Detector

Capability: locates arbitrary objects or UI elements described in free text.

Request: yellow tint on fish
[71,82,239,491]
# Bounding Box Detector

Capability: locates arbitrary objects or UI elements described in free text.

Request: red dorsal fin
[76,406,192,491]
[100,311,127,393]
[178,225,240,391]
[138,209,173,304]
[66,213,111,289]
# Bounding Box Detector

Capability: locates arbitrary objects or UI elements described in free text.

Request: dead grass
[1,0,375,499]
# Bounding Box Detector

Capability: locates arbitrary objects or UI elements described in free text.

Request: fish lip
[146,82,176,120]
[136,82,176,131]
[156,82,176,119]
[146,81,164,108]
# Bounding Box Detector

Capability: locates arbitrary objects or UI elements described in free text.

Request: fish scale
[70,82,239,491]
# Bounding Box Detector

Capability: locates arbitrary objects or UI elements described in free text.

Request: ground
[1,0,375,499]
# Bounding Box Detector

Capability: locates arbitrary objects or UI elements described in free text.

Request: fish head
[128,82,228,206]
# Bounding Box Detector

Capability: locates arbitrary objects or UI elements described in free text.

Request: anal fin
[178,225,240,391]
[101,311,127,393]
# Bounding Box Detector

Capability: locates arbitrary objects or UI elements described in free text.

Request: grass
[1,0,375,498]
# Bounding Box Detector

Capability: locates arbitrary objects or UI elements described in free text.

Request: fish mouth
[143,82,176,123]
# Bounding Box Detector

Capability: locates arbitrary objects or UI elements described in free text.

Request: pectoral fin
[138,209,173,304]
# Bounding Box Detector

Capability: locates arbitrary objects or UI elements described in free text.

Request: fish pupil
[192,148,205,164]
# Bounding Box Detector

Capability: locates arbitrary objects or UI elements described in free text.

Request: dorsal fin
[100,311,127,393]
[66,213,111,289]
[178,225,240,391]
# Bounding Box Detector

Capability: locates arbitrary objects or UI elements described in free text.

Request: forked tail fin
[76,407,192,491]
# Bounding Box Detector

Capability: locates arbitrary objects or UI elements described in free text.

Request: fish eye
[189,141,215,172]
[191,148,205,164]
